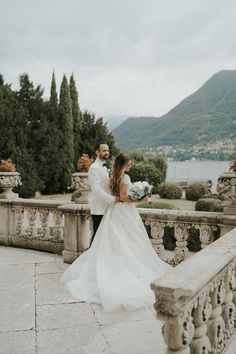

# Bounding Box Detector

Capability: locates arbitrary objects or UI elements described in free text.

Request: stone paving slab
[0,247,60,265]
[37,303,97,331]
[37,324,110,354]
[36,272,77,305]
[0,287,35,332]
[36,262,69,275]
[91,303,155,325]
[0,263,35,289]
[101,319,166,354]
[0,330,36,354]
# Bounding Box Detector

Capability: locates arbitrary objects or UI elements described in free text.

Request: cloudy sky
[1,0,236,119]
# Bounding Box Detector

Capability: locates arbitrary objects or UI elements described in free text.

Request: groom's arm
[88,168,116,205]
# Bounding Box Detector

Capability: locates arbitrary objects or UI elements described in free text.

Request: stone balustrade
[1,199,236,265]
[0,199,64,254]
[151,227,236,354]
[139,209,224,265]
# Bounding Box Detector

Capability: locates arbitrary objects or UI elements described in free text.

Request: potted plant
[229,159,236,173]
[0,159,22,199]
[71,154,94,203]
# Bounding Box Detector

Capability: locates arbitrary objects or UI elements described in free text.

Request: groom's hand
[115,196,121,203]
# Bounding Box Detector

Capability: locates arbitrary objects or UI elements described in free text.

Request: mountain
[104,114,128,131]
[113,70,236,149]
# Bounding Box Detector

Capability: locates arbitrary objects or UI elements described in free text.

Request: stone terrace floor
[0,246,166,354]
[1,246,236,354]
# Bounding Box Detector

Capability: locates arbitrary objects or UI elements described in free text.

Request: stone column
[0,200,15,246]
[58,204,92,263]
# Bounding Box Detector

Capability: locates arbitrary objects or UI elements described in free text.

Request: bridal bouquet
[128,181,153,201]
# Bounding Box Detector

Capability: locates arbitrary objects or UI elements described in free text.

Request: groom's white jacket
[88,159,115,215]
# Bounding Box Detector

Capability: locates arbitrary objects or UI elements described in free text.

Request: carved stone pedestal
[71,172,91,204]
[0,172,22,199]
[217,172,236,235]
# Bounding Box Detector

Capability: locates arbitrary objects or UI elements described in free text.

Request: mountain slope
[113,70,236,149]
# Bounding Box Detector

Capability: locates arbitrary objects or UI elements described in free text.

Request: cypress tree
[13,73,43,197]
[0,74,18,159]
[58,75,74,192]
[50,71,58,111]
[69,74,82,165]
[43,71,61,194]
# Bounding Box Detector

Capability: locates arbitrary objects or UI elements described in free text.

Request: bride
[62,153,172,311]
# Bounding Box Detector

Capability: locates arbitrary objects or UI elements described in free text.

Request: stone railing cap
[151,228,236,314]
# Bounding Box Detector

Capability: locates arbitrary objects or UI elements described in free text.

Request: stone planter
[0,172,22,199]
[71,172,91,204]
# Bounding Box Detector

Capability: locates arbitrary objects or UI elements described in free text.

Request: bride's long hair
[110,153,131,196]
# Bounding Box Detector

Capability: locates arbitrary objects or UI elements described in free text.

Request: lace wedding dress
[61,174,172,311]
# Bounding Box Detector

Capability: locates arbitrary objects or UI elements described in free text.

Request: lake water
[166,160,230,191]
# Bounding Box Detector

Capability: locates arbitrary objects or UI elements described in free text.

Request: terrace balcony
[0,172,236,353]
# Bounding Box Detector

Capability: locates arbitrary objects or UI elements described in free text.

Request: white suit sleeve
[88,168,115,205]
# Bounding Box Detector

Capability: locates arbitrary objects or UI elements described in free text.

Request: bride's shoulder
[122,174,131,184]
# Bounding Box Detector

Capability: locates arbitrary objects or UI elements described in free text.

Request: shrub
[202,193,225,201]
[158,182,182,199]
[128,151,145,162]
[129,161,165,194]
[185,183,209,201]
[195,198,230,212]
[137,201,178,210]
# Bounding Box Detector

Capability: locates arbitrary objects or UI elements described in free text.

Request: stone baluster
[160,310,194,354]
[174,223,190,262]
[26,208,37,238]
[51,211,64,242]
[190,293,212,354]
[146,220,165,259]
[15,207,25,236]
[222,265,235,338]
[38,209,50,239]
[207,279,226,352]
[197,225,216,249]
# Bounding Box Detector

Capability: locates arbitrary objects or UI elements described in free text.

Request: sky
[1,0,236,119]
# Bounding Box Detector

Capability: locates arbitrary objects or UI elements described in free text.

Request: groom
[88,141,120,245]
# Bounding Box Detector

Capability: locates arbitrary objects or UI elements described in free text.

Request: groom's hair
[94,141,108,151]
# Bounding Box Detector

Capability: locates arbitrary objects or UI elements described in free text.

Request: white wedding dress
[62,174,172,311]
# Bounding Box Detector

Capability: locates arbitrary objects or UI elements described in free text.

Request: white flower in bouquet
[128,181,153,201]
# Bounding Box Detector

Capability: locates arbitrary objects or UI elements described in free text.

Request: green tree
[69,74,82,165]
[14,73,44,196]
[128,151,145,162]
[128,154,167,193]
[79,111,118,159]
[42,72,61,194]
[148,155,167,184]
[58,75,74,192]
[0,74,18,159]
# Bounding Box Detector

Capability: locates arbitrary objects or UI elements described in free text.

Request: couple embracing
[62,142,171,311]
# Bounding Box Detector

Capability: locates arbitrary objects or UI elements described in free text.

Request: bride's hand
[140,196,150,204]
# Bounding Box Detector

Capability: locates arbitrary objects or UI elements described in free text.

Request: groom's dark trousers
[90,215,103,246]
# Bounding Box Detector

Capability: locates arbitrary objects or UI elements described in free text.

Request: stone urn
[217,172,236,204]
[0,172,22,199]
[71,172,91,204]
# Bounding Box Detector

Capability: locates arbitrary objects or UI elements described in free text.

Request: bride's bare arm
[119,182,132,203]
